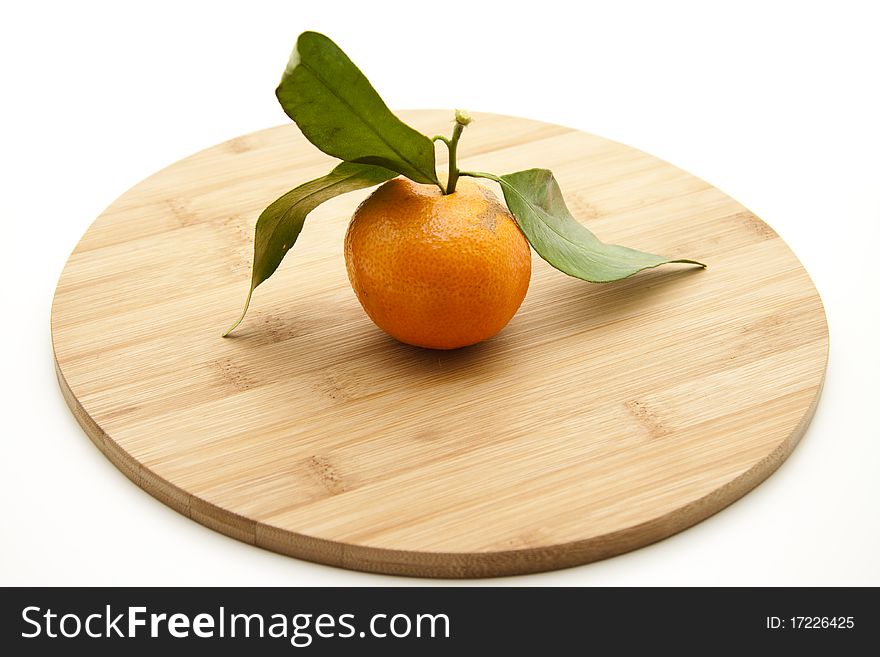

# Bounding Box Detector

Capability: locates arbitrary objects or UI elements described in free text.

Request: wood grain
[50,110,828,577]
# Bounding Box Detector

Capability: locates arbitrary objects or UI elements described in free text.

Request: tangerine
[344,177,532,349]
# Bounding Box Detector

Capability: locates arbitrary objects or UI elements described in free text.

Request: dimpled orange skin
[344,177,532,349]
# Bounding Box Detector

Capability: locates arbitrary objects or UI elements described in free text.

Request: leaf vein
[296,60,436,184]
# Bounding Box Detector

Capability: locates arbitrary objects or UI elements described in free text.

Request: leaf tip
[221,319,241,338]
[222,288,254,338]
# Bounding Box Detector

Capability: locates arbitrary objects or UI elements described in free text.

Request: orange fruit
[344,177,532,349]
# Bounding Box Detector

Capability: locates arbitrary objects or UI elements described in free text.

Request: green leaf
[224,162,396,336]
[277,32,440,188]
[465,169,705,282]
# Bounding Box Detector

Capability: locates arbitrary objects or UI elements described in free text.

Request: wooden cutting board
[51,110,828,578]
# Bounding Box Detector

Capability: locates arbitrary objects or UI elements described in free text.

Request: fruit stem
[444,109,471,194]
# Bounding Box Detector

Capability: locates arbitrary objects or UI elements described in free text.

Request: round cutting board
[51,110,828,578]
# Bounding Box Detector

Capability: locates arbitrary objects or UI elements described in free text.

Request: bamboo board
[51,110,828,578]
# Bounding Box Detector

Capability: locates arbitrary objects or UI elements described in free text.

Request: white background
[2,0,878,586]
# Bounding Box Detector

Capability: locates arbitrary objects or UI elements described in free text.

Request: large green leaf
[277,32,440,187]
[224,162,396,335]
[466,169,705,282]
